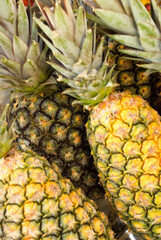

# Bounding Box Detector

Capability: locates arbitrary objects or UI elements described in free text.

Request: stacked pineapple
[3,0,161,239]
[6,1,128,238]
[35,0,161,239]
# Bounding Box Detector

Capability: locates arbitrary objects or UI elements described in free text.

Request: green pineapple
[0,105,114,240]
[35,0,161,239]
[0,0,106,201]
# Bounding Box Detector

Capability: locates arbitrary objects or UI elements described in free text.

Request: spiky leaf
[85,0,161,71]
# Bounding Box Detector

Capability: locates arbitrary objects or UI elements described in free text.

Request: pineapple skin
[86,91,161,240]
[7,87,104,199]
[0,148,114,240]
[107,41,152,101]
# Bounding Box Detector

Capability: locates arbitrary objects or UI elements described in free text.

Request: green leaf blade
[18,0,29,45]
[137,21,161,51]
[0,33,14,60]
[13,36,28,63]
[94,8,137,35]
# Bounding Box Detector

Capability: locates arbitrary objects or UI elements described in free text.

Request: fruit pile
[0,0,161,239]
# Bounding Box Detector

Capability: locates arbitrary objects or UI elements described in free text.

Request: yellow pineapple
[87,91,161,239]
[0,105,115,240]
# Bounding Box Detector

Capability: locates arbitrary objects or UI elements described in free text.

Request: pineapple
[107,39,161,115]
[106,0,161,114]
[70,0,160,112]
[35,0,161,239]
[87,91,161,240]
[0,105,114,240]
[71,0,157,103]
[0,0,105,201]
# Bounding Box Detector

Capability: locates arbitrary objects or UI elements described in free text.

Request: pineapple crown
[0,105,16,158]
[0,0,57,104]
[34,0,117,109]
[83,0,161,72]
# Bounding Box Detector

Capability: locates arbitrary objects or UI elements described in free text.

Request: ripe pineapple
[87,91,161,240]
[0,105,114,240]
[35,0,161,239]
[0,0,105,201]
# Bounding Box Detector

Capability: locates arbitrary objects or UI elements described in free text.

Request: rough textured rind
[0,148,114,240]
[87,91,161,240]
[107,40,152,101]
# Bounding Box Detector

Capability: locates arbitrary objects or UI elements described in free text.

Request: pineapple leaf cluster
[0,0,57,104]
[35,0,118,109]
[83,0,161,71]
